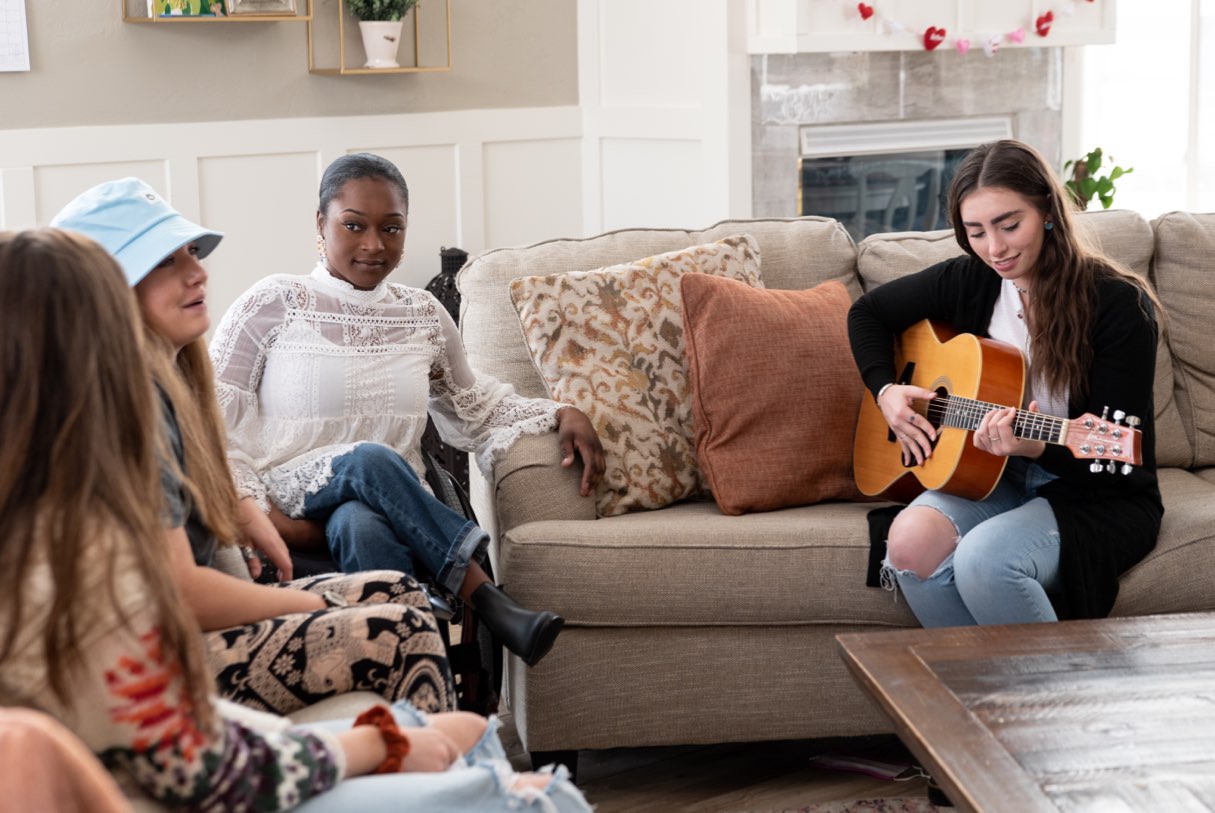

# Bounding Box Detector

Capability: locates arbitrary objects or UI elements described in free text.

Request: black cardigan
[848,255,1163,620]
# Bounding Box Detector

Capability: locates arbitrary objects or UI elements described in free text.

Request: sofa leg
[530,749,579,782]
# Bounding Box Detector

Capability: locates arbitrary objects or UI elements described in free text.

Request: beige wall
[1,0,577,130]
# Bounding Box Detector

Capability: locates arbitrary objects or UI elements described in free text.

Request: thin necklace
[1013,282,1030,297]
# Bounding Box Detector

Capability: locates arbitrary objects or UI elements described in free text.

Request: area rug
[793,799,941,813]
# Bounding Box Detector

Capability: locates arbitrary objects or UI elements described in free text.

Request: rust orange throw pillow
[681,275,864,515]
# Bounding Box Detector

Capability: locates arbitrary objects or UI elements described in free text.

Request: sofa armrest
[474,432,596,542]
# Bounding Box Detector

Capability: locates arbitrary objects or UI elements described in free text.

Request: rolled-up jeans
[302,443,488,594]
[293,701,592,813]
[884,458,1062,628]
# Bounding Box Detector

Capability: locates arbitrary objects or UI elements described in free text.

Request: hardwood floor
[498,713,932,812]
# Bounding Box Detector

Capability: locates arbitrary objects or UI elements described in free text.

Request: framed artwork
[225,0,297,14]
[151,0,228,15]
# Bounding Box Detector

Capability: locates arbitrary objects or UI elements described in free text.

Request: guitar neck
[926,395,1068,445]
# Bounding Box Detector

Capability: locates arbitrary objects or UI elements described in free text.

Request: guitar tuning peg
[1089,462,1104,474]
[1106,461,1116,474]
[1121,463,1134,475]
[1113,409,1125,424]
[1100,406,1110,421]
[1126,415,1141,428]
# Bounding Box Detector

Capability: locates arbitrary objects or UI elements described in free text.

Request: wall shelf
[307,0,451,75]
[122,0,312,22]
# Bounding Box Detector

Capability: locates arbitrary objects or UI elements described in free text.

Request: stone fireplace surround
[751,48,1064,219]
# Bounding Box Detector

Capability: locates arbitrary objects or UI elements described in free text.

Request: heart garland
[849,2,1096,53]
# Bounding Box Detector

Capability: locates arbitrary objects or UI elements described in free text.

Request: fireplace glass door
[799,148,973,240]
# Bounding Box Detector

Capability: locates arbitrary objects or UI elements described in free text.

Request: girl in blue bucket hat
[53,178,457,715]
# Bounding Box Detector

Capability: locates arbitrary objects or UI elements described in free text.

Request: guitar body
[853,320,1026,502]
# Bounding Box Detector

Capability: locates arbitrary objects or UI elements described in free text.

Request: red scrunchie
[353,705,411,774]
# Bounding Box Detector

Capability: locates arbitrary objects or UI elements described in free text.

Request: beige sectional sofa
[457,209,1215,769]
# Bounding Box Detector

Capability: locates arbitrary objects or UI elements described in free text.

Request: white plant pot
[358,20,404,69]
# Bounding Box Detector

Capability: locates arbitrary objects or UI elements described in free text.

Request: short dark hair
[318,153,410,214]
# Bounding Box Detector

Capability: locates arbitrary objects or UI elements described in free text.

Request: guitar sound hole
[902,386,948,469]
[925,386,948,432]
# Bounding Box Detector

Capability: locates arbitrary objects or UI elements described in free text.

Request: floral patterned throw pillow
[509,235,763,517]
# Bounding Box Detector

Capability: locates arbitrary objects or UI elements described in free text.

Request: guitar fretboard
[922,395,1067,444]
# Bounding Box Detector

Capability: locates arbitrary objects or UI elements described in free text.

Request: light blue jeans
[885,458,1062,627]
[302,444,488,594]
[293,702,591,813]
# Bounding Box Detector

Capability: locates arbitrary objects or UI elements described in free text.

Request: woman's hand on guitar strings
[877,383,938,466]
[974,402,1047,460]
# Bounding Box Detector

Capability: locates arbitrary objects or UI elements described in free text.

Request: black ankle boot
[926,776,954,808]
[471,583,564,667]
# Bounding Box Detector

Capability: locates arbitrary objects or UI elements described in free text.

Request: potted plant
[1063,147,1133,210]
[345,0,420,69]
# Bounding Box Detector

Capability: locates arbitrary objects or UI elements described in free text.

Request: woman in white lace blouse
[210,153,604,667]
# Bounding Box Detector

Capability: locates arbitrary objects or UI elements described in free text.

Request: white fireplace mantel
[746,0,1115,54]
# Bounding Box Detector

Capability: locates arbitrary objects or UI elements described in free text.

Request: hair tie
[353,705,411,774]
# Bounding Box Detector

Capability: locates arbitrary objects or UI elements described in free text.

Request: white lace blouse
[209,264,559,517]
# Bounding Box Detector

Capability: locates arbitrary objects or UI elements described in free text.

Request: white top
[988,279,1070,420]
[209,264,559,516]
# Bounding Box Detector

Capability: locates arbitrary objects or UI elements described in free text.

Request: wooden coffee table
[837,613,1215,812]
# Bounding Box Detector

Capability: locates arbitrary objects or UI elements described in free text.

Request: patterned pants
[204,570,455,715]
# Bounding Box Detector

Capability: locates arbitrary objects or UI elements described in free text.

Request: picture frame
[225,0,297,15]
[150,0,228,15]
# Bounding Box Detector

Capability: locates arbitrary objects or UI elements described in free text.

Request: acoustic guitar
[852,319,1142,502]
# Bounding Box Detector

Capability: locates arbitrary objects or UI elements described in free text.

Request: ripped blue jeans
[293,702,591,813]
[884,458,1062,627]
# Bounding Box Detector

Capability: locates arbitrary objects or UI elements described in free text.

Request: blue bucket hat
[51,177,223,287]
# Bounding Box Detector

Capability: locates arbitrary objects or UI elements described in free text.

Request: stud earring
[315,233,327,261]
[1044,221,1054,232]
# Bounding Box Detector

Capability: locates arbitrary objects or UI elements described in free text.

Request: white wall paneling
[600,138,707,231]
[0,106,580,328]
[578,0,752,234]
[197,152,320,323]
[482,139,583,250]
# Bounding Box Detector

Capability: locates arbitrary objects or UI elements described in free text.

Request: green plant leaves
[344,0,419,21]
[1064,147,1132,211]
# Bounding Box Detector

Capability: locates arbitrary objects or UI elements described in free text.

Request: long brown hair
[143,330,242,548]
[947,139,1161,402]
[0,229,213,723]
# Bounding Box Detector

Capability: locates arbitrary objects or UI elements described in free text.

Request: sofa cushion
[459,217,859,403]
[1111,467,1215,617]
[681,275,864,514]
[856,210,1190,468]
[495,500,918,628]
[1150,212,1215,467]
[509,235,763,517]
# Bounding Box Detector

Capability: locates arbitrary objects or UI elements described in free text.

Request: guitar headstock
[1065,407,1142,473]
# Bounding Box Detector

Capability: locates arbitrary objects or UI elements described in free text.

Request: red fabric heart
[857,3,874,21]
[1035,11,1053,37]
[923,26,946,51]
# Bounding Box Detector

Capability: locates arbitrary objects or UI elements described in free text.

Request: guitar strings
[917,394,1066,443]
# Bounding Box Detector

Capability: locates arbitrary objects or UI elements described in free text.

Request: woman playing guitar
[848,139,1163,627]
